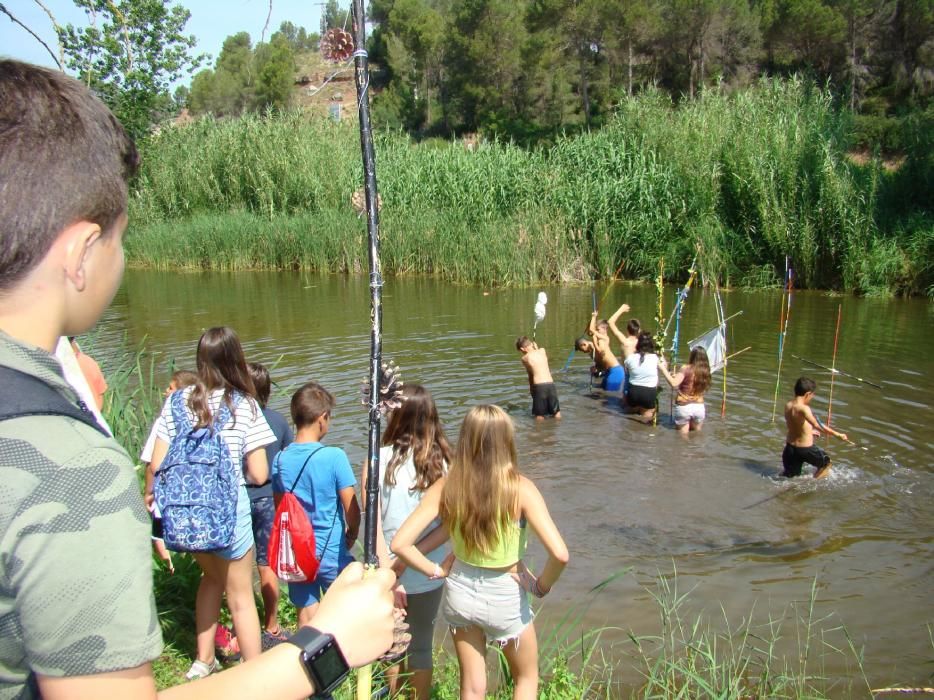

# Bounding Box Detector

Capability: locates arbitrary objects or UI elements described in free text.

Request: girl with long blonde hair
[392,405,568,700]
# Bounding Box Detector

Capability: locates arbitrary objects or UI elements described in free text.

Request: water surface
[99,270,933,691]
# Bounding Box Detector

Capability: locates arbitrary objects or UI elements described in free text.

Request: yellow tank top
[451,517,527,568]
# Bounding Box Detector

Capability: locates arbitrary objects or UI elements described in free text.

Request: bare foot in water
[814,463,832,479]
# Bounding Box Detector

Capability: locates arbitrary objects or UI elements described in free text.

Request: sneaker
[185,658,221,680]
[261,628,289,651]
[214,624,240,663]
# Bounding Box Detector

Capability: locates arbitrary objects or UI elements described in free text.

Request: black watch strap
[289,627,350,698]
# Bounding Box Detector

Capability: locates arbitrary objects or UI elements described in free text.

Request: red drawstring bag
[268,447,324,582]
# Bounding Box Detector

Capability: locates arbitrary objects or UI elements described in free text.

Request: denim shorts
[288,575,335,609]
[250,496,275,566]
[441,560,533,644]
[216,485,254,561]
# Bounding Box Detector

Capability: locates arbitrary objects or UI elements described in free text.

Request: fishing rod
[346,2,385,697]
[662,256,698,340]
[791,355,883,390]
[827,304,842,427]
[770,260,794,422]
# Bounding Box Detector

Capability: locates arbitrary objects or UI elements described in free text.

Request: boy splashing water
[783,376,848,479]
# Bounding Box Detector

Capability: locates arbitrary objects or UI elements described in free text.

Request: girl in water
[659,346,712,433]
[364,384,452,700]
[392,405,568,700]
[623,331,660,421]
[148,327,275,679]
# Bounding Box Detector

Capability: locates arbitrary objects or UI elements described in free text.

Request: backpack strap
[169,389,243,435]
[0,365,109,437]
[287,445,327,494]
[169,389,192,433]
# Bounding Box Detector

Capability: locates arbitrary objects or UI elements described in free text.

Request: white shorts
[441,560,533,644]
[673,402,706,426]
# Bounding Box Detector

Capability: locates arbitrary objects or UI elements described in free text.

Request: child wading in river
[783,376,848,479]
[516,336,561,419]
[392,405,569,700]
[658,346,711,434]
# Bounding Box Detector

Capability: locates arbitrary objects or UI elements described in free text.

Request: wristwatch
[289,626,350,697]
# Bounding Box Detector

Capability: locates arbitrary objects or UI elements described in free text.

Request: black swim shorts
[531,382,560,417]
[781,443,830,478]
[627,384,658,410]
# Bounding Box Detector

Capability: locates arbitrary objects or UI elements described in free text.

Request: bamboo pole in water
[827,304,842,427]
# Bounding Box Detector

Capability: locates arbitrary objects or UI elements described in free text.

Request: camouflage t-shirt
[0,331,162,698]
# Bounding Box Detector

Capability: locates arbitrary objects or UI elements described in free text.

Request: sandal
[185,658,221,680]
[261,627,289,651]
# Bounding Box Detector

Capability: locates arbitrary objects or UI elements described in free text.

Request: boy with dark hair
[0,60,397,699]
[783,376,849,479]
[516,336,561,419]
[273,382,362,627]
[246,361,293,647]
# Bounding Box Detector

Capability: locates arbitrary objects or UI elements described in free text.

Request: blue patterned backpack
[154,390,242,552]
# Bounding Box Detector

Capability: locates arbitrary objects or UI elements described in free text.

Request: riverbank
[128,78,933,296]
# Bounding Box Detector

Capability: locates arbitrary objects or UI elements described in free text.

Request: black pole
[351,0,382,568]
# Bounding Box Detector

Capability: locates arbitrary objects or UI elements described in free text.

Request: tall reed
[129,78,931,295]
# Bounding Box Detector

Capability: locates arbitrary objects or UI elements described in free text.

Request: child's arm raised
[587,311,599,337]
[517,477,568,596]
[607,303,630,345]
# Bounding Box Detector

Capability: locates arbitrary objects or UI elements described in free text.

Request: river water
[98,270,932,693]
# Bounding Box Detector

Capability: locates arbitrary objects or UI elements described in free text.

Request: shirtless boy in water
[575,310,625,393]
[517,336,561,420]
[783,376,848,479]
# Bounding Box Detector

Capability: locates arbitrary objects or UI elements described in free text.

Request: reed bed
[130,78,932,295]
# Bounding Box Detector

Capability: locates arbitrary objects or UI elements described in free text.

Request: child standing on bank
[246,362,294,647]
[365,384,452,700]
[273,382,361,627]
[516,336,561,420]
[148,327,276,678]
[392,405,569,700]
[783,376,848,479]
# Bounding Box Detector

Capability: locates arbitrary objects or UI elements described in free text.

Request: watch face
[304,641,349,691]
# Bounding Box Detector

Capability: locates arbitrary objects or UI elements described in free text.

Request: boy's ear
[61,221,103,292]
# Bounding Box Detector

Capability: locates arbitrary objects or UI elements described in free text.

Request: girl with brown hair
[659,345,712,433]
[364,384,451,700]
[148,326,275,679]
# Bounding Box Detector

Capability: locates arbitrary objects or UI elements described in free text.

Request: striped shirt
[155,386,275,486]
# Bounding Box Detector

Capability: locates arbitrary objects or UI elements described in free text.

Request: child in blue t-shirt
[272,381,360,626]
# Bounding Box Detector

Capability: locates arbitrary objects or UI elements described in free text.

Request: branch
[0,2,63,70]
[260,0,272,43]
[32,0,65,69]
[105,0,134,73]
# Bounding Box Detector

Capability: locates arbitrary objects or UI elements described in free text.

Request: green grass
[127,78,934,296]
